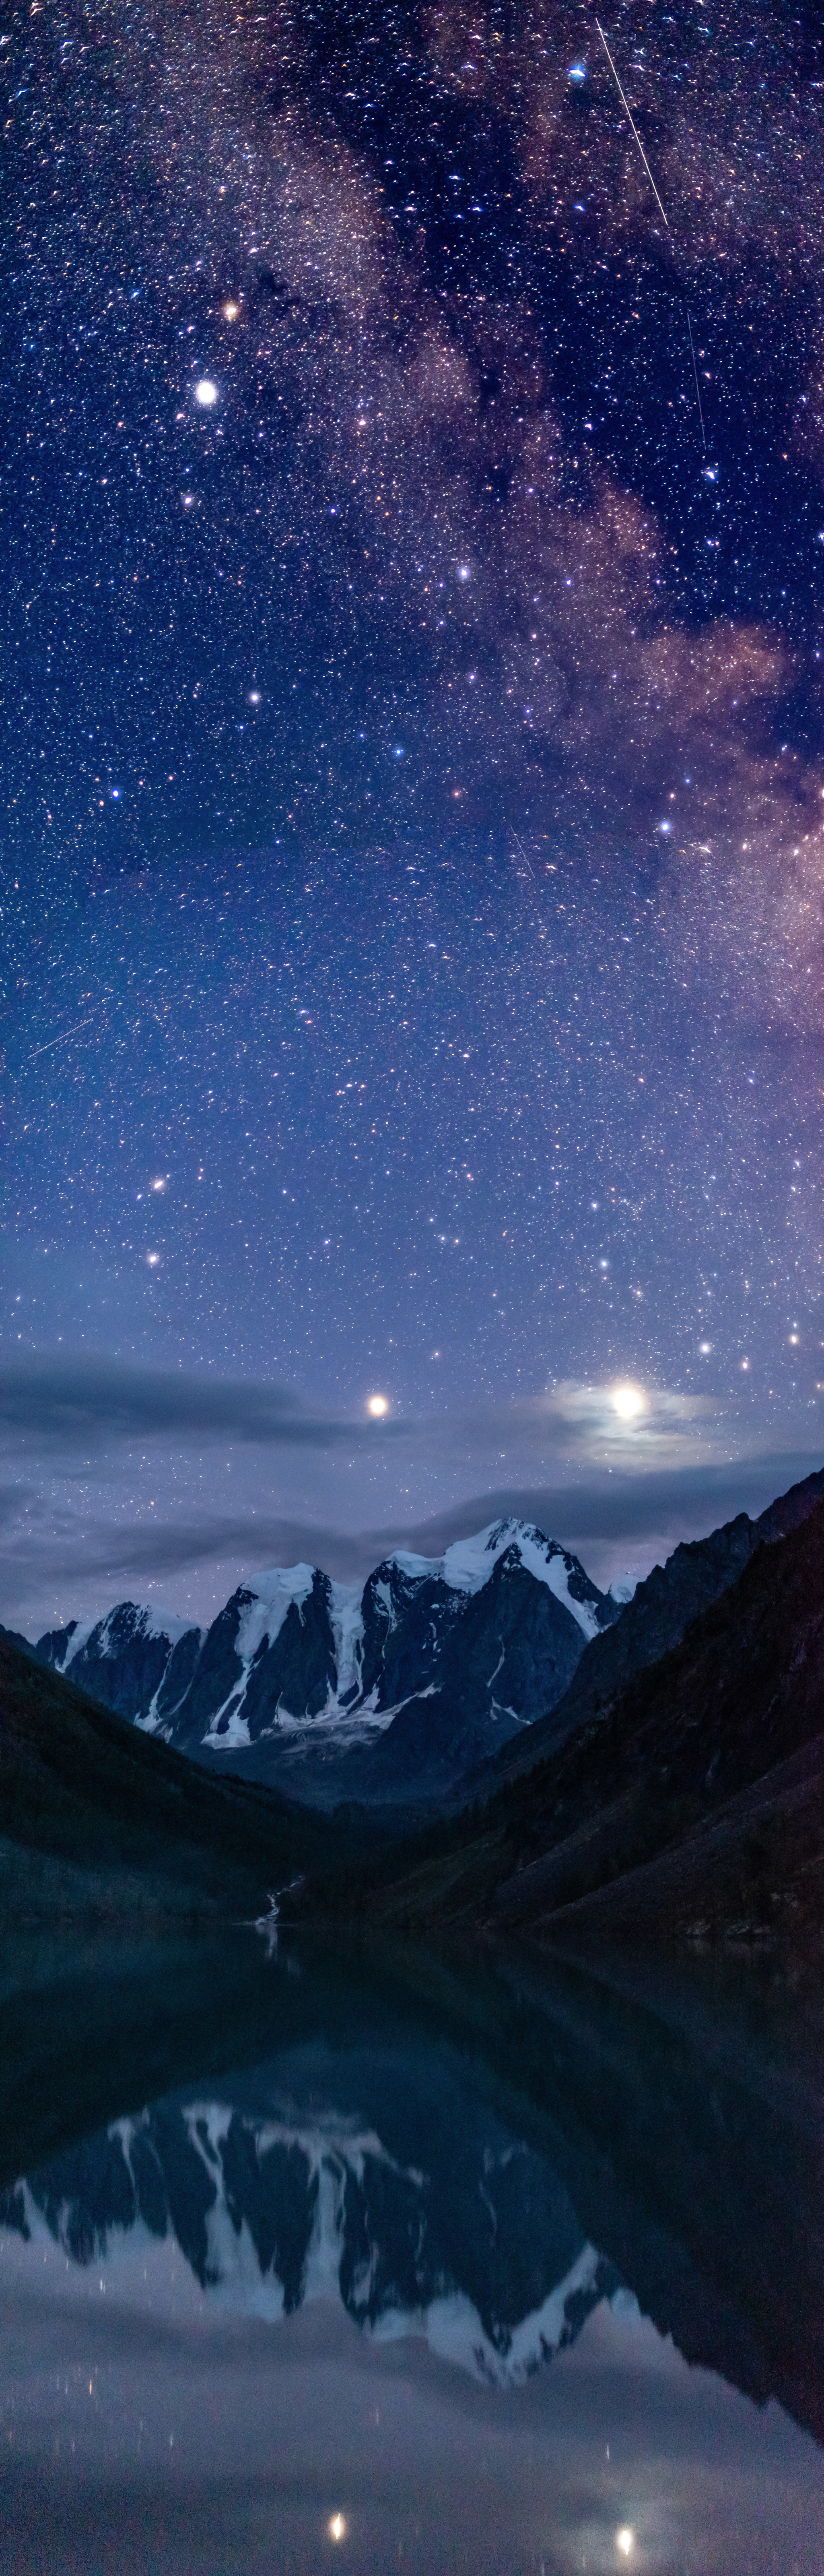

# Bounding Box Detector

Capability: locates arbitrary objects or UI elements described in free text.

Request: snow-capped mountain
[0,2054,623,2384]
[33,1520,620,1805]
[35,1600,206,1731]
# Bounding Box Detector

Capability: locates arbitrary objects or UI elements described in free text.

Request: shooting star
[595,21,707,450]
[29,1015,97,1060]
[512,829,538,885]
[595,18,669,229]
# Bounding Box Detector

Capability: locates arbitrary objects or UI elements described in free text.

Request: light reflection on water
[2,2232,821,2575]
[1,1935,823,2573]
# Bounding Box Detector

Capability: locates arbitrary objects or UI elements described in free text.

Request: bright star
[367,1394,388,1418]
[328,2514,346,2542]
[194,378,218,407]
[616,2535,634,2561]
[222,301,239,320]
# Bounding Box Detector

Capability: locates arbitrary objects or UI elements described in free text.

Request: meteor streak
[29,1015,96,1060]
[595,18,669,229]
[512,828,538,885]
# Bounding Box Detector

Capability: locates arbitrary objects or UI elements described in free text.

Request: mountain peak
[375,1516,612,1644]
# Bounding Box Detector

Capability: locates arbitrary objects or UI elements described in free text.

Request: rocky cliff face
[35,1602,205,1729]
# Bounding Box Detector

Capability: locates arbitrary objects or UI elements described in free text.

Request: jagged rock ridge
[31,1520,618,1804]
[27,1470,824,1808]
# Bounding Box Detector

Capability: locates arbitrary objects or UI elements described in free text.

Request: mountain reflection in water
[1,1931,823,2574]
[3,2056,625,2384]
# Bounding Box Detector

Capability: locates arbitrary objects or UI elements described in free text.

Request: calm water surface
[2,1929,823,2574]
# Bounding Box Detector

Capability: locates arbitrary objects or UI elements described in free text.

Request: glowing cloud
[612,1384,645,1421]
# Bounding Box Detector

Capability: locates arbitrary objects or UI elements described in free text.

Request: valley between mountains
[16,1466,824,1815]
[2,1468,824,1969]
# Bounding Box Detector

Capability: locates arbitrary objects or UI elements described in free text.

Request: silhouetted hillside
[462,1465,824,1800]
[300,1498,824,1966]
[0,1633,332,1923]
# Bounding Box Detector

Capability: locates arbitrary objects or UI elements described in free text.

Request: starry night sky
[4,0,824,1631]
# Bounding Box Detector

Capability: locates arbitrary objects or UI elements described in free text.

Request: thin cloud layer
[1,1354,720,1469]
[5,1450,824,1641]
[0,1357,374,1451]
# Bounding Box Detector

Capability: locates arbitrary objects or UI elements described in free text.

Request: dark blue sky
[4,0,824,1629]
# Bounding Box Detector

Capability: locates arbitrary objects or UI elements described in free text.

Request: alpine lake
[2,1921,823,2576]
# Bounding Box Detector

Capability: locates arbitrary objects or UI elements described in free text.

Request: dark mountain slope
[517,1734,824,1959]
[0,1634,332,1923]
[463,1465,824,1801]
[309,1498,824,1965]
[0,1622,36,1658]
